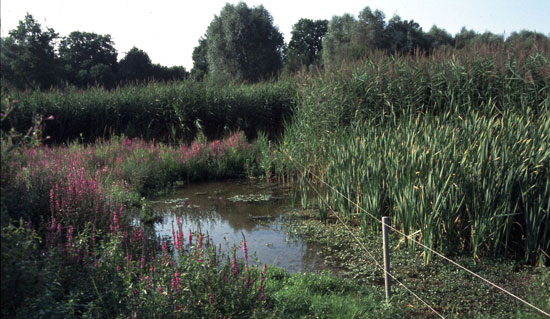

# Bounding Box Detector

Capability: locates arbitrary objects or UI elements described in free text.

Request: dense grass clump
[1,79,297,143]
[277,46,550,265]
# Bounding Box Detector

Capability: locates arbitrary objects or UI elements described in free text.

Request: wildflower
[242,239,248,271]
[66,225,74,249]
[209,291,214,304]
[198,233,203,251]
[174,272,181,291]
[232,251,239,277]
[46,115,55,120]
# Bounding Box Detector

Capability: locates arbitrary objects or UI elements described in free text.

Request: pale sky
[1,0,549,69]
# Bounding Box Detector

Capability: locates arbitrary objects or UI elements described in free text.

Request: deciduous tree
[285,18,328,71]
[118,46,153,83]
[59,31,118,87]
[205,2,284,82]
[0,14,59,90]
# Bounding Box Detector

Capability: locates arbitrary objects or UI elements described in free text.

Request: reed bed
[278,46,550,265]
[1,79,297,143]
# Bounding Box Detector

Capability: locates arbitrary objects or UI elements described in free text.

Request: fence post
[382,216,391,302]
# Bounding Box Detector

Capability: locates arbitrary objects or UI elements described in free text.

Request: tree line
[192,3,549,81]
[2,3,549,90]
[1,14,188,91]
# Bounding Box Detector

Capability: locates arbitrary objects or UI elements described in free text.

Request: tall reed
[1,78,297,144]
[278,45,550,264]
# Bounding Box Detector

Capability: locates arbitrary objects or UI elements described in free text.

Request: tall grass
[278,45,550,264]
[1,78,297,143]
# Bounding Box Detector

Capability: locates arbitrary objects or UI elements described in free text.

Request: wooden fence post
[382,216,391,302]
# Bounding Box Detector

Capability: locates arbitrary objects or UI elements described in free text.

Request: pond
[150,180,331,273]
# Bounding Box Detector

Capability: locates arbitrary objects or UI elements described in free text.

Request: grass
[286,209,550,318]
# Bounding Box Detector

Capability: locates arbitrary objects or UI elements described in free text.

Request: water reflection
[151,180,330,273]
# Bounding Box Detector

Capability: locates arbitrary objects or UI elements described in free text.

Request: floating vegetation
[227,193,272,202]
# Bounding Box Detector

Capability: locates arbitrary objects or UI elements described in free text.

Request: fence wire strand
[305,175,446,318]
[285,151,549,318]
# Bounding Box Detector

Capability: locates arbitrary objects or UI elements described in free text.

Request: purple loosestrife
[258,264,267,301]
[242,239,249,272]
[66,225,74,250]
[197,233,204,263]
[232,250,239,277]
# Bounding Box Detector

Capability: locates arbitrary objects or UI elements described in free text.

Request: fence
[287,151,550,318]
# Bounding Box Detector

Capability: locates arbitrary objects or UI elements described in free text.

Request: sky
[1,0,549,70]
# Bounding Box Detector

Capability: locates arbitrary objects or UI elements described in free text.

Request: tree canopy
[0,14,59,90]
[59,31,118,87]
[118,47,153,83]
[205,2,285,82]
[285,18,328,71]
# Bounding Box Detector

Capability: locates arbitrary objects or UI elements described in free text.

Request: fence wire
[285,151,549,318]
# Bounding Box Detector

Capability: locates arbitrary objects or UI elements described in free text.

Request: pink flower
[232,252,239,277]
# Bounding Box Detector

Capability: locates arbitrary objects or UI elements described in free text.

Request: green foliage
[59,31,118,88]
[285,19,328,72]
[1,221,42,317]
[206,2,285,82]
[277,46,550,265]
[506,30,550,51]
[118,46,153,83]
[385,15,429,54]
[322,14,357,66]
[290,212,550,318]
[264,270,400,318]
[352,7,387,53]
[2,78,297,143]
[0,14,59,90]
[427,25,454,50]
[191,36,209,80]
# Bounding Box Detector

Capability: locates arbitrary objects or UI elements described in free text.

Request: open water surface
[151,180,330,273]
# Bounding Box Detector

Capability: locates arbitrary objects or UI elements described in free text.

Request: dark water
[151,180,330,273]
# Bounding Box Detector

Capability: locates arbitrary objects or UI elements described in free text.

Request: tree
[351,7,387,54]
[191,37,208,80]
[454,27,478,49]
[205,2,284,82]
[0,14,59,90]
[151,64,188,82]
[473,31,504,48]
[322,14,357,66]
[385,15,429,54]
[285,18,328,71]
[427,25,454,50]
[59,31,118,87]
[506,30,550,51]
[118,47,153,83]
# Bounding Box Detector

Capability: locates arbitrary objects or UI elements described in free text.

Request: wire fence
[285,151,549,318]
